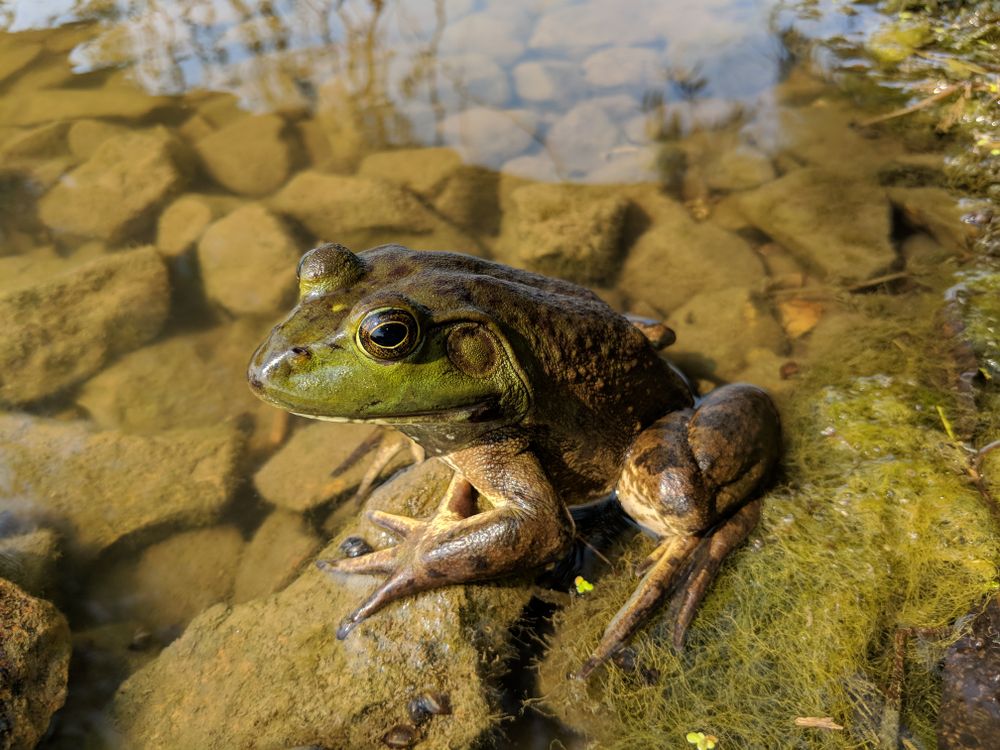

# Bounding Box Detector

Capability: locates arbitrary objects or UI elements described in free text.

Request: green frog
[248,243,781,677]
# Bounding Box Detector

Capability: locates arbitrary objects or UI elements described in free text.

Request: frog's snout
[247,338,313,396]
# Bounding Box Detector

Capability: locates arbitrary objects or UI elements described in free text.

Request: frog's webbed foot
[577,499,760,680]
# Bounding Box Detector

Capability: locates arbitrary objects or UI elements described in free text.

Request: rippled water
[0,1,993,748]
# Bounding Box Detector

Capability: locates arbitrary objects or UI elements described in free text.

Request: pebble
[195,114,291,196]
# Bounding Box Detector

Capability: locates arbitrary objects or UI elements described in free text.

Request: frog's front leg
[580,384,780,678]
[320,442,575,638]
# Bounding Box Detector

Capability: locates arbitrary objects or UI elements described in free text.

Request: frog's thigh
[618,383,780,537]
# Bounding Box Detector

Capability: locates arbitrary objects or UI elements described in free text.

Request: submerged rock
[197,203,300,316]
[498,183,629,284]
[253,422,413,512]
[113,460,533,749]
[0,527,60,599]
[233,510,323,604]
[886,186,977,252]
[439,107,537,168]
[195,114,291,197]
[38,127,184,242]
[0,88,170,127]
[736,167,897,283]
[0,579,71,750]
[0,246,169,405]
[271,171,478,253]
[0,414,243,558]
[155,194,216,259]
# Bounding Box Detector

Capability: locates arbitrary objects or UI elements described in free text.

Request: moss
[537,295,1000,749]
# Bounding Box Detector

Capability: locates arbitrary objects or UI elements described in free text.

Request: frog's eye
[357,308,420,360]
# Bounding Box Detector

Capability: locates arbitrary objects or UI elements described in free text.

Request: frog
[247,242,781,678]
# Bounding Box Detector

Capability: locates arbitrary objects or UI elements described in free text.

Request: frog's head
[248,244,531,430]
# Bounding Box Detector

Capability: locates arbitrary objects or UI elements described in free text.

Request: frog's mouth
[289,397,504,426]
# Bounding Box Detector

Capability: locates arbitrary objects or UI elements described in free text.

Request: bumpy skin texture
[248,243,781,675]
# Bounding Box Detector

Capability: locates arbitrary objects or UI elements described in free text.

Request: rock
[125,527,245,633]
[197,203,300,315]
[311,80,368,173]
[0,88,171,126]
[38,127,184,242]
[270,171,479,253]
[582,46,660,88]
[438,12,526,65]
[512,61,585,107]
[0,414,243,558]
[735,167,897,283]
[195,114,291,197]
[938,596,1000,750]
[440,107,537,168]
[0,579,70,750]
[114,460,533,749]
[704,146,775,192]
[0,246,169,405]
[501,153,561,182]
[901,232,950,268]
[254,422,414,512]
[66,118,128,160]
[358,148,463,197]
[665,286,787,380]
[530,2,660,50]
[0,528,60,598]
[619,187,767,315]
[0,122,69,160]
[437,54,512,109]
[886,186,977,251]
[0,42,41,84]
[546,100,625,176]
[498,183,629,283]
[431,165,501,234]
[76,319,275,447]
[876,152,948,187]
[233,510,323,603]
[156,194,216,258]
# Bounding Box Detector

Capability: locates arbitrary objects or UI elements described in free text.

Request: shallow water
[0,1,996,749]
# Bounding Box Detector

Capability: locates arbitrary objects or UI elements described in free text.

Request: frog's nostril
[290,346,311,357]
[248,376,264,392]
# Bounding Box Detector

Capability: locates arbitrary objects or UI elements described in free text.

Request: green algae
[537,293,999,749]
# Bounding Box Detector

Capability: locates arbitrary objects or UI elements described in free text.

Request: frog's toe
[317,546,398,575]
[336,567,422,639]
[368,509,423,537]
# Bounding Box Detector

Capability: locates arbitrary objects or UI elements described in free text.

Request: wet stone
[438,11,526,65]
[253,422,413,512]
[704,146,776,192]
[195,114,291,197]
[0,579,71,750]
[546,99,626,176]
[358,147,463,198]
[512,61,586,107]
[233,510,323,604]
[38,126,184,242]
[0,413,243,559]
[530,1,661,51]
[437,54,512,109]
[197,203,299,316]
[440,107,537,169]
[113,460,534,749]
[0,87,171,127]
[66,118,128,160]
[0,42,41,84]
[736,167,897,283]
[886,186,978,252]
[0,246,169,405]
[499,183,629,284]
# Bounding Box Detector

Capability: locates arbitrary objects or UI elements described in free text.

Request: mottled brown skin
[248,243,781,677]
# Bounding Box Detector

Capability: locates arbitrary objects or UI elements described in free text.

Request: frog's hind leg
[579,384,779,678]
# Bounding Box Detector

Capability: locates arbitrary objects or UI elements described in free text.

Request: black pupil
[371,321,408,348]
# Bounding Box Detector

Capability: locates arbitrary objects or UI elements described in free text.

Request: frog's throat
[291,398,503,426]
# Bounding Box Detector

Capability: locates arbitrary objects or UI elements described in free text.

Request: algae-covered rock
[537,303,999,748]
[271,170,479,253]
[197,203,300,316]
[253,422,414,512]
[886,186,977,252]
[736,167,897,282]
[0,578,71,750]
[0,246,169,405]
[195,114,291,197]
[499,183,629,283]
[38,127,184,242]
[114,460,534,749]
[233,510,323,604]
[0,414,243,558]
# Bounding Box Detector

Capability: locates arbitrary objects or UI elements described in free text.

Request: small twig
[846,272,911,293]
[859,83,961,126]
[794,717,844,730]
[575,534,612,566]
